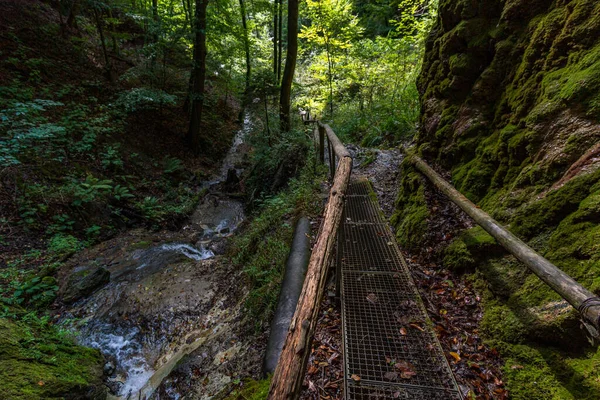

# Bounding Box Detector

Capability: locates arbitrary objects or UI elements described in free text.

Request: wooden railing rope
[408,154,600,339]
[267,115,351,399]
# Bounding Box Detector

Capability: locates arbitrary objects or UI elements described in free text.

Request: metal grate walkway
[340,178,462,399]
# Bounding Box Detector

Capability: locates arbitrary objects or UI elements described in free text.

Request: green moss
[0,316,105,399]
[493,341,600,400]
[511,169,600,239]
[481,302,528,343]
[462,226,502,254]
[443,239,474,272]
[407,1,600,396]
[391,167,430,250]
[127,240,153,251]
[225,378,270,400]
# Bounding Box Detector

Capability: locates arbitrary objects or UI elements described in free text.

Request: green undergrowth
[232,141,325,331]
[0,310,105,399]
[224,377,271,400]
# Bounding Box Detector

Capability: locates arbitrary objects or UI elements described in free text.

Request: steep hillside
[393,0,600,398]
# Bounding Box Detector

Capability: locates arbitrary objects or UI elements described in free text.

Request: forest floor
[300,146,508,400]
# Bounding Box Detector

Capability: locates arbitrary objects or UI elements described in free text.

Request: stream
[61,113,253,399]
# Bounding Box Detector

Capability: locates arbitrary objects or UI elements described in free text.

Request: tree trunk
[93,7,114,82]
[108,7,120,55]
[152,0,159,42]
[279,0,298,132]
[239,0,251,92]
[325,39,333,118]
[272,0,278,80]
[277,0,283,82]
[67,0,81,30]
[186,0,208,155]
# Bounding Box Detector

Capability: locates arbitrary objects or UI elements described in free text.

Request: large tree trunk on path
[278,0,297,132]
[186,0,208,155]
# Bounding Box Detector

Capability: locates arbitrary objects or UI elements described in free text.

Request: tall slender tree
[187,0,209,155]
[239,0,251,92]
[272,0,279,79]
[277,0,283,82]
[279,0,298,131]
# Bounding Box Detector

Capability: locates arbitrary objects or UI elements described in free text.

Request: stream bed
[59,113,256,399]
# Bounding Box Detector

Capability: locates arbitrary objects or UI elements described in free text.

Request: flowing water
[63,113,253,399]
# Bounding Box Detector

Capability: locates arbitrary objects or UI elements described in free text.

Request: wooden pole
[409,154,600,337]
[328,136,335,180]
[319,122,349,158]
[318,125,325,164]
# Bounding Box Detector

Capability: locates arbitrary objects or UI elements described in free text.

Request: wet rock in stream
[61,266,111,304]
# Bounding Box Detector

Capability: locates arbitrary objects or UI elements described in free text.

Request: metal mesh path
[340,178,462,399]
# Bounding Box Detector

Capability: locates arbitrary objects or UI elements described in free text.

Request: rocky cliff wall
[393,1,600,398]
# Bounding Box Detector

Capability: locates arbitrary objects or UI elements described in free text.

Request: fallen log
[408,154,600,338]
[268,155,352,399]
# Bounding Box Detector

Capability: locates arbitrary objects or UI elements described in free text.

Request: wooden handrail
[268,115,352,399]
[409,154,600,338]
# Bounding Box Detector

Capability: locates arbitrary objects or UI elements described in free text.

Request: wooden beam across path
[408,154,600,338]
[268,121,352,399]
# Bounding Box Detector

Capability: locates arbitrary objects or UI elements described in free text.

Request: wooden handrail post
[318,125,325,164]
[328,137,335,179]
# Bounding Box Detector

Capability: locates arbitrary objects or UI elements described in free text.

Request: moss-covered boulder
[0,317,106,399]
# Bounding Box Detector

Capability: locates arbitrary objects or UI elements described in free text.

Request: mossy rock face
[395,0,600,396]
[390,164,430,251]
[0,317,106,399]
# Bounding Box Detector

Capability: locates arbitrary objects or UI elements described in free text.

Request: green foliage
[233,151,324,330]
[70,175,114,206]
[297,1,435,146]
[115,87,177,113]
[113,184,134,201]
[2,273,58,309]
[100,144,123,170]
[0,100,65,166]
[245,126,313,198]
[225,377,271,400]
[163,156,184,174]
[136,196,164,221]
[47,234,81,258]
